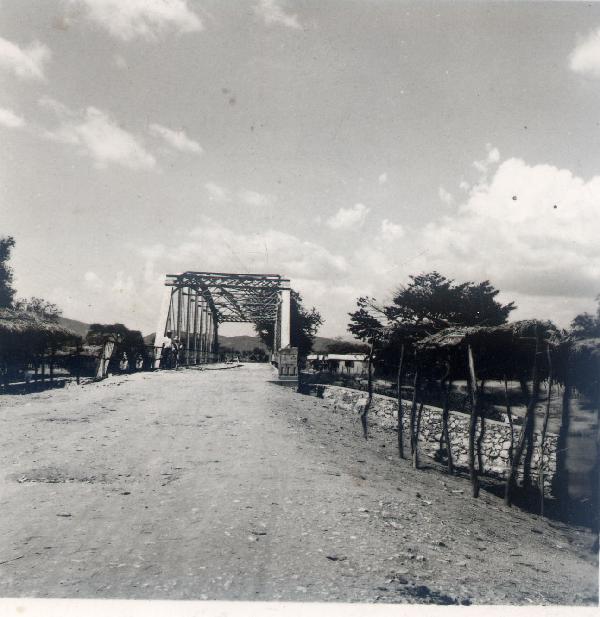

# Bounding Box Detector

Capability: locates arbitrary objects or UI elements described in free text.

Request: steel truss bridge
[153,271,297,378]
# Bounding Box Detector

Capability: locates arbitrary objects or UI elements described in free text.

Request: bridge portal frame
[153,271,295,378]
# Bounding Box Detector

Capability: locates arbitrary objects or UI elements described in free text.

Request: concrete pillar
[280,286,291,350]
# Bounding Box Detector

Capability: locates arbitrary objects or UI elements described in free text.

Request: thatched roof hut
[414,320,559,381]
[0,308,80,358]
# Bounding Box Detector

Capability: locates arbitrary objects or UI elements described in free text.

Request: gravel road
[0,364,596,604]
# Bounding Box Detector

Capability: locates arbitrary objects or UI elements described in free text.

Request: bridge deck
[0,365,596,604]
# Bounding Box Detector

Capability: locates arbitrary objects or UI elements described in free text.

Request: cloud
[45,105,156,170]
[149,123,202,153]
[472,143,501,184]
[66,0,203,41]
[83,270,104,290]
[438,186,455,206]
[421,158,600,307]
[326,203,370,230]
[0,37,51,81]
[255,0,302,30]
[378,172,388,185]
[570,27,600,77]
[0,107,25,129]
[238,189,274,206]
[380,219,404,241]
[113,54,127,70]
[205,182,231,202]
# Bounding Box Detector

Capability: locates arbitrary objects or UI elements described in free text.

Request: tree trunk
[467,344,480,498]
[505,329,541,507]
[413,400,424,469]
[440,363,454,475]
[476,380,486,474]
[503,378,515,466]
[409,361,420,468]
[360,337,375,440]
[538,344,553,516]
[397,344,405,458]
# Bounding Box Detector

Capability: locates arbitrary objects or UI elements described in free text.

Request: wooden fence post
[397,343,405,458]
[467,344,480,498]
[505,328,541,506]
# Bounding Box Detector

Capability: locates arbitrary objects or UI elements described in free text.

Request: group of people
[159,333,182,369]
[118,351,144,372]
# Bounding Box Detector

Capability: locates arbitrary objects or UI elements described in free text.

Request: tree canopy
[86,323,147,359]
[570,297,600,339]
[0,236,16,308]
[348,272,516,346]
[14,297,62,322]
[255,289,323,357]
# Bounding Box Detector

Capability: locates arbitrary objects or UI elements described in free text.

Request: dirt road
[0,364,597,604]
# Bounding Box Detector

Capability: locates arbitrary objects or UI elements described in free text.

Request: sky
[1,0,600,338]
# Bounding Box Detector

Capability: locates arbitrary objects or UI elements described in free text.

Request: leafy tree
[14,296,62,322]
[255,290,323,357]
[86,323,147,366]
[570,297,600,339]
[347,296,387,343]
[0,236,16,308]
[385,271,515,332]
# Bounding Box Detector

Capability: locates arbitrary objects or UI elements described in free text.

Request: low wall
[317,385,558,493]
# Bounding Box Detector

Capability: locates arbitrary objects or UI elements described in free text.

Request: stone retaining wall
[317,385,558,493]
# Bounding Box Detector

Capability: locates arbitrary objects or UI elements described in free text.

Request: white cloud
[0,107,25,129]
[149,123,202,154]
[46,105,156,170]
[421,158,600,306]
[0,37,51,81]
[38,95,73,117]
[472,143,501,183]
[114,54,127,70]
[570,28,600,77]
[459,180,470,192]
[326,203,370,230]
[83,270,104,290]
[380,219,404,241]
[438,186,455,206]
[205,182,231,203]
[66,0,203,41]
[378,172,388,185]
[255,0,302,30]
[238,189,274,206]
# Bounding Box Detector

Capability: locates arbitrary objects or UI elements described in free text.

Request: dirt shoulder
[0,365,596,604]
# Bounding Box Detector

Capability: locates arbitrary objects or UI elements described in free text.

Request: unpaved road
[0,364,597,604]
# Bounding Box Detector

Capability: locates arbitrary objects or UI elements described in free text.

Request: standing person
[161,332,173,369]
[172,337,180,369]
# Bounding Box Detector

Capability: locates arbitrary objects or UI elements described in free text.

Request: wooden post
[409,354,420,469]
[360,335,375,440]
[441,374,454,474]
[503,378,515,465]
[505,329,541,506]
[476,380,486,474]
[413,400,424,469]
[397,343,405,458]
[538,344,553,516]
[467,344,480,498]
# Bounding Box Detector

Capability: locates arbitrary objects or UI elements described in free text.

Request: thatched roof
[0,308,79,341]
[416,320,558,351]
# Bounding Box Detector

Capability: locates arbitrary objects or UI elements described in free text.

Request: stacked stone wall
[318,385,558,492]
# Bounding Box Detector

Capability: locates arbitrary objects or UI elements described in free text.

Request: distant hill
[57,316,90,338]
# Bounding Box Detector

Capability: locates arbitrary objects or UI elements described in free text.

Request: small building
[306,353,368,375]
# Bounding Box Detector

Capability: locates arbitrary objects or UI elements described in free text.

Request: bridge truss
[153,271,295,376]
